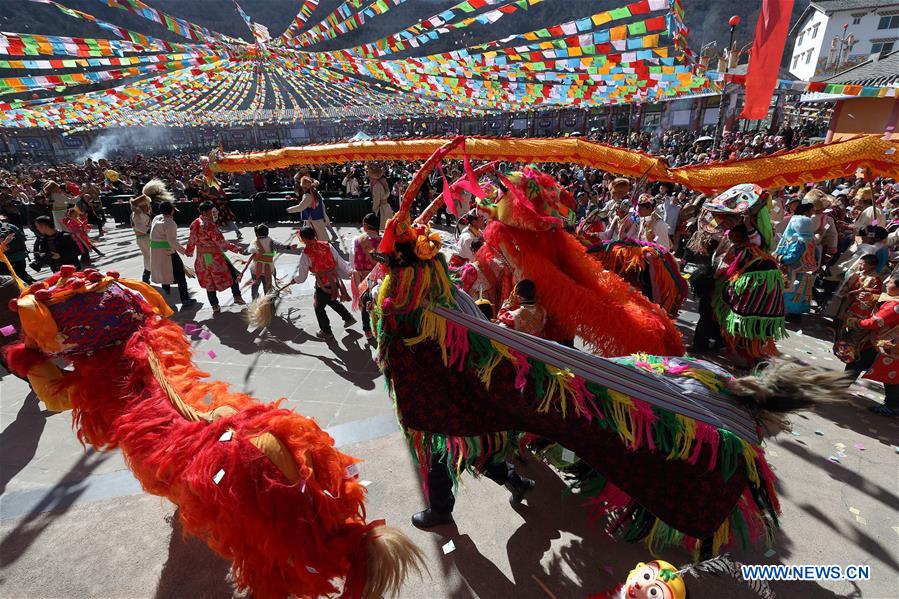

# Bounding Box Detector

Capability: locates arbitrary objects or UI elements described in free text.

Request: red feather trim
[57,318,371,598]
[481,222,684,356]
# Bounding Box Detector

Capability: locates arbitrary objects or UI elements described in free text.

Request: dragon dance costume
[587,239,689,317]
[1,263,421,599]
[372,144,816,559]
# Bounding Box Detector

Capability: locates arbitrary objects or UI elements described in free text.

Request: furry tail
[363,525,426,599]
[142,178,174,203]
[727,361,851,434]
[244,292,276,328]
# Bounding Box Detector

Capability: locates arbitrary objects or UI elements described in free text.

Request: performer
[713,224,786,365]
[249,224,296,300]
[130,193,152,283]
[368,164,394,231]
[600,199,638,241]
[149,202,196,308]
[636,195,671,249]
[287,176,330,243]
[843,273,899,417]
[292,226,355,340]
[43,180,69,231]
[834,254,882,326]
[448,210,485,269]
[774,214,817,319]
[62,208,102,266]
[185,201,247,314]
[600,177,632,214]
[496,279,547,337]
[352,213,382,338]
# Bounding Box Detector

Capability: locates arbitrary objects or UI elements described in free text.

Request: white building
[788,0,899,80]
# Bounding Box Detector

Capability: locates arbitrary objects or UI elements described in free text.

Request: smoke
[77,126,176,162]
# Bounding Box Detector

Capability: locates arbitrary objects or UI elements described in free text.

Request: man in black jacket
[32,215,81,272]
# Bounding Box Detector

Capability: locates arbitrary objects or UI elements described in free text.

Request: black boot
[411,508,453,529]
[505,476,535,506]
[142,269,151,283]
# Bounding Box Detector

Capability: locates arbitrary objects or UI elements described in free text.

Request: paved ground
[1,222,898,598]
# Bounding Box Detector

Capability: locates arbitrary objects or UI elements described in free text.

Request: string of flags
[3,0,892,132]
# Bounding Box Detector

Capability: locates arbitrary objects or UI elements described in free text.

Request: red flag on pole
[740,0,795,120]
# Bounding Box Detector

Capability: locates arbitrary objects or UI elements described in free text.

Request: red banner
[740,0,795,120]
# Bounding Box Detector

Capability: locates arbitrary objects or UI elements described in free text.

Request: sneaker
[315,330,334,340]
[343,315,357,327]
[411,508,453,529]
[212,305,221,314]
[181,298,199,309]
[233,296,247,306]
[505,476,535,506]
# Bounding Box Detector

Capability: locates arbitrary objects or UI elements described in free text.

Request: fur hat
[855,186,874,203]
[609,177,631,191]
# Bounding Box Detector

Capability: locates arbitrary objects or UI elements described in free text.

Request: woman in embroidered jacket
[844,273,899,417]
[186,201,246,313]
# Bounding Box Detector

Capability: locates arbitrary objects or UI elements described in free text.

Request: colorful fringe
[714,268,787,360]
[387,311,778,554]
[589,240,689,316]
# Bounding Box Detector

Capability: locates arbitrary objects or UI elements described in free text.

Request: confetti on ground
[199,329,212,340]
[835,443,846,450]
[892,526,899,536]
[442,541,455,555]
[791,431,801,436]
[183,323,198,334]
[213,469,225,484]
[854,443,865,451]
[827,455,841,463]
[218,430,233,442]
[796,330,803,336]
[849,507,860,515]
[815,430,824,436]
[764,549,776,558]
[0,325,16,336]
[207,350,217,359]
[767,450,779,457]
[360,480,372,488]
[856,515,867,525]
[345,463,359,478]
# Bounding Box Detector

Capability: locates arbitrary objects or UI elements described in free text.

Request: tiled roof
[821,49,899,85]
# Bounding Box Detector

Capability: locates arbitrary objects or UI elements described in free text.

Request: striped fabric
[432,305,759,442]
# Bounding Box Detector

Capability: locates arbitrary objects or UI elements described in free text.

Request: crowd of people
[2,124,898,422]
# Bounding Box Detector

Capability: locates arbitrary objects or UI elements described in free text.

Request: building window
[805,50,813,64]
[852,17,861,25]
[792,55,799,68]
[812,23,819,38]
[878,15,899,29]
[798,31,805,45]
[871,41,895,53]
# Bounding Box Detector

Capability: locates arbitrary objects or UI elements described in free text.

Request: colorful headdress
[478,166,576,231]
[698,183,774,251]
